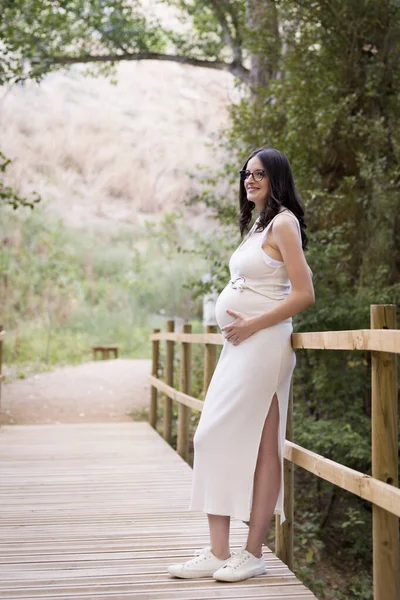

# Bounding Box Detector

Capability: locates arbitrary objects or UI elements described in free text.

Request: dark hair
[239,147,308,249]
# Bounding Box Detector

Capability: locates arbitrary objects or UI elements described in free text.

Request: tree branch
[226,4,244,53]
[40,51,250,82]
[207,0,243,65]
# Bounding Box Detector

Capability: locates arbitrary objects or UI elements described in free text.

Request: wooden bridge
[0,305,399,600]
[0,422,317,599]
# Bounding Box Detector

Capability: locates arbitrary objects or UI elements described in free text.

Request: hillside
[1,61,233,230]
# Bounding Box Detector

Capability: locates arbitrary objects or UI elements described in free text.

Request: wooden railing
[0,326,5,406]
[148,304,399,600]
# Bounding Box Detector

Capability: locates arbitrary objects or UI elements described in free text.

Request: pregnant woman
[168,147,315,583]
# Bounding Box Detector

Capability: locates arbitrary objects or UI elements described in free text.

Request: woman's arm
[222,216,314,344]
[248,216,315,333]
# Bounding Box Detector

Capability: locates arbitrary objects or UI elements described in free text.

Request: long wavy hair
[239,147,308,249]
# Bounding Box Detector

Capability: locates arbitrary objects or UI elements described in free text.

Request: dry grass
[1,61,233,230]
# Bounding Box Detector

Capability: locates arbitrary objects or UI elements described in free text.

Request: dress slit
[247,393,282,521]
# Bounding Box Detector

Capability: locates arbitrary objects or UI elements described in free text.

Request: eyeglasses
[239,169,266,182]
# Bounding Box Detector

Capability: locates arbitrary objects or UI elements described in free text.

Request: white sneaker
[168,547,230,579]
[213,548,267,582]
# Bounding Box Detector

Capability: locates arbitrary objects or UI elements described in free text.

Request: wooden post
[0,325,3,407]
[163,320,175,443]
[149,328,160,429]
[370,304,399,600]
[275,378,294,570]
[203,325,217,396]
[177,323,192,460]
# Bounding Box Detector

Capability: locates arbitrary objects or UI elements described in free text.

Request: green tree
[0,0,249,84]
[0,152,40,209]
[2,2,399,595]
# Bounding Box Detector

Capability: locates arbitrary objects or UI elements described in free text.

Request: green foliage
[0,207,205,376]
[152,2,400,598]
[164,0,246,60]
[0,0,167,84]
[347,578,373,600]
[0,152,40,209]
[2,1,399,596]
[179,0,400,464]
[295,511,325,565]
[225,0,400,289]
[294,412,371,471]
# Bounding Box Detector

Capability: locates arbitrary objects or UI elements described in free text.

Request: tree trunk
[246,0,281,94]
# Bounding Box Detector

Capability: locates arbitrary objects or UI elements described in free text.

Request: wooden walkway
[0,422,317,599]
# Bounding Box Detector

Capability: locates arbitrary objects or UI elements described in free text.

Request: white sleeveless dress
[189,209,301,523]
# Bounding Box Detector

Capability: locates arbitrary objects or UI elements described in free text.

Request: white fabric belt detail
[229,277,286,301]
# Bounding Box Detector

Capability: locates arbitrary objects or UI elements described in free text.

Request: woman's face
[243,155,270,212]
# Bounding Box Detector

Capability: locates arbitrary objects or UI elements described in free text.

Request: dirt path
[0,359,151,425]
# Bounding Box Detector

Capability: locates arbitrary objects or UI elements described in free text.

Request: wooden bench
[92,344,119,360]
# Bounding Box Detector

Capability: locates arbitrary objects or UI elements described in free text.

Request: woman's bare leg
[246,394,281,558]
[207,514,231,559]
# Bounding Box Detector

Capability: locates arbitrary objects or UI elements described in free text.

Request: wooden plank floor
[0,422,317,599]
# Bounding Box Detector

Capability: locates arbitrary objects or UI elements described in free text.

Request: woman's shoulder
[258,208,300,233]
[277,207,298,220]
[273,209,301,235]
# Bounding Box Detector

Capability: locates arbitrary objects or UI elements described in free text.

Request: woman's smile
[244,155,269,209]
[246,185,260,196]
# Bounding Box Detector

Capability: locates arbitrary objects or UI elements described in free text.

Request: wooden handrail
[0,326,4,411]
[149,328,400,353]
[292,328,400,352]
[147,373,400,518]
[148,304,399,600]
[149,331,223,345]
[285,441,400,518]
[148,376,204,411]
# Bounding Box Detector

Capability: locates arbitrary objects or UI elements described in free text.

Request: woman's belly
[215,283,283,330]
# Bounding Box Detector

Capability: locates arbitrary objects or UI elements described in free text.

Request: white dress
[189,209,300,523]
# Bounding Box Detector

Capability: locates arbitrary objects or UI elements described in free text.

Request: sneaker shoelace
[183,548,212,568]
[193,546,211,556]
[223,549,251,570]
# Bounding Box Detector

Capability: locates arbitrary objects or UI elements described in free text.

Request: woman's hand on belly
[221,309,255,346]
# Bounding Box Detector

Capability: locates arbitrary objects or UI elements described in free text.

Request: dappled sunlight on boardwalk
[0,423,316,599]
